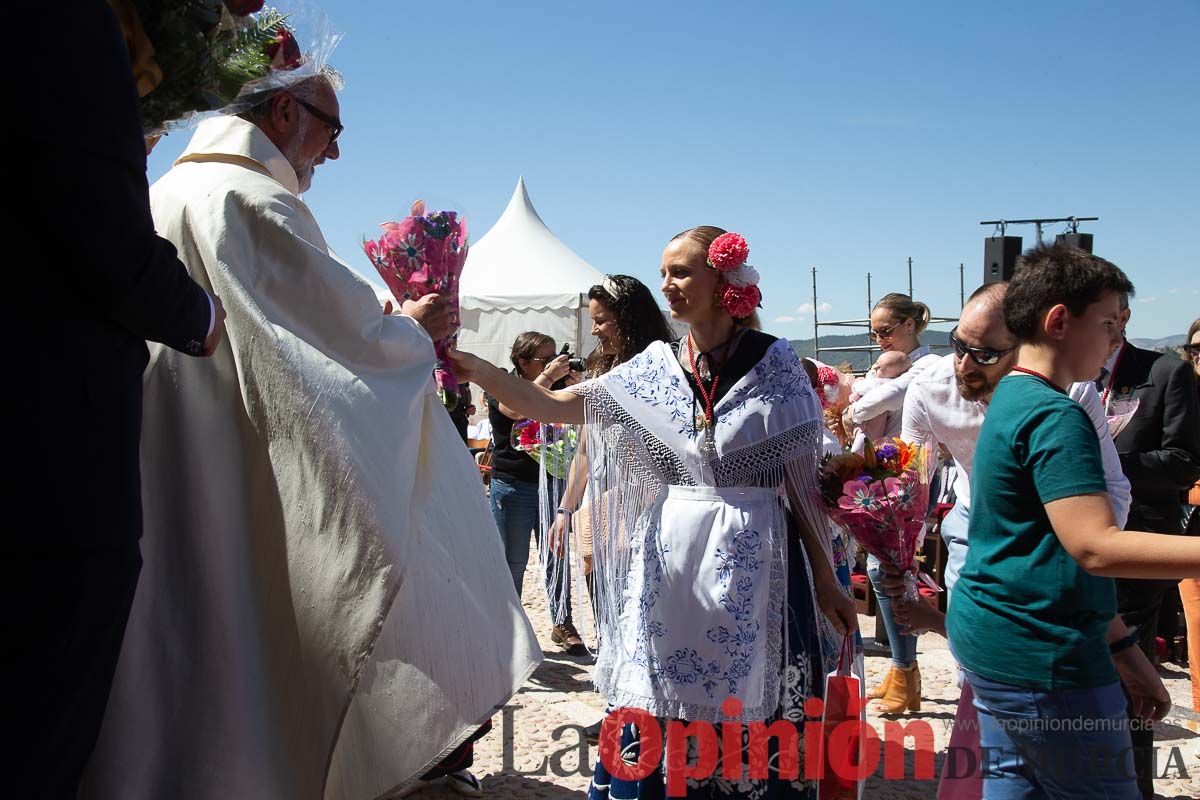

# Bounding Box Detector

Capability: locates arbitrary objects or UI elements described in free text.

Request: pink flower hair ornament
[815,365,841,410]
[721,284,761,320]
[707,232,761,319]
[707,232,749,271]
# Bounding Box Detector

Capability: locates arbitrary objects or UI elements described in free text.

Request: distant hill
[789,328,955,371]
[1131,334,1185,350]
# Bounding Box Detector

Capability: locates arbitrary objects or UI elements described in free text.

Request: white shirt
[901,354,1131,525]
[850,344,940,424]
[851,372,888,399]
[467,418,492,441]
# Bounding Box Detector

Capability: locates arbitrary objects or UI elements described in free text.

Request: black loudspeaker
[1055,232,1094,253]
[984,236,1023,284]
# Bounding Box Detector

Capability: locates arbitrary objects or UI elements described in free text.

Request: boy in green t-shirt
[945,244,1200,799]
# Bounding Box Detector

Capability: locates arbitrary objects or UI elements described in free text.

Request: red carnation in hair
[721,284,761,319]
[816,365,840,409]
[707,232,749,271]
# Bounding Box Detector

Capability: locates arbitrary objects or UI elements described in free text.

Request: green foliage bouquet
[126,1,338,136]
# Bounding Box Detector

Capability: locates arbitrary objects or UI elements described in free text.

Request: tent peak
[461,178,605,303]
[498,176,546,229]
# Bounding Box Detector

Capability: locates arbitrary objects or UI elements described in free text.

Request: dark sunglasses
[1183,344,1200,357]
[294,97,343,147]
[868,321,903,342]
[949,327,1015,366]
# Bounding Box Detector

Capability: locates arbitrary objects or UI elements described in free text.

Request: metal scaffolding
[810,260,963,368]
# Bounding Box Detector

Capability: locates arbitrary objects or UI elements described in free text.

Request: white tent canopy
[455,177,606,369]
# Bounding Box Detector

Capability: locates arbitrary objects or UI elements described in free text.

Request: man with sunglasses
[86,68,541,799]
[886,282,1173,796]
[902,282,1130,597]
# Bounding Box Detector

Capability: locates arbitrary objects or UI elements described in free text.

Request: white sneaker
[438,769,483,797]
[394,778,435,798]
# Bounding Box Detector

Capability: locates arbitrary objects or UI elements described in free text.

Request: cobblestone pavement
[407,553,1200,799]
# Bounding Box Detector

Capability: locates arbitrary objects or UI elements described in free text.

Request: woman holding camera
[487,331,586,654]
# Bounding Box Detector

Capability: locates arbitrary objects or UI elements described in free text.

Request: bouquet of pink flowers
[817,438,933,604]
[364,200,468,410]
[511,420,578,480]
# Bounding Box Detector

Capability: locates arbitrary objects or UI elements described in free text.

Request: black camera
[560,343,586,373]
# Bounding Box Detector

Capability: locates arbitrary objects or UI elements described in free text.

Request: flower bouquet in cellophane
[117,0,340,140]
[511,420,578,480]
[364,201,468,410]
[817,438,933,604]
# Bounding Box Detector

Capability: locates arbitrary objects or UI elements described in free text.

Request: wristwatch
[1109,632,1138,656]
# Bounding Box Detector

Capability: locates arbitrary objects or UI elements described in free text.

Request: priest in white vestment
[83,71,541,800]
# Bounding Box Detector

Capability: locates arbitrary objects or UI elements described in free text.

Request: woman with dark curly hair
[584,274,677,378]
[551,275,675,596]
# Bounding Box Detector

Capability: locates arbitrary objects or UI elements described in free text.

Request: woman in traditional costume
[551,275,677,610]
[451,226,857,798]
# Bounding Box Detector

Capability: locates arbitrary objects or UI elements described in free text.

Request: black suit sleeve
[34,0,212,355]
[77,138,214,355]
[1119,357,1200,492]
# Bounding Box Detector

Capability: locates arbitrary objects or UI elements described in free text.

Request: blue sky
[148,0,1199,341]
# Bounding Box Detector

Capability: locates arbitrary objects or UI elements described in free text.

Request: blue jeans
[963,669,1137,799]
[867,553,918,668]
[489,476,572,623]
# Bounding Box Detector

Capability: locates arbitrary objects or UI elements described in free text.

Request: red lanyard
[687,334,723,429]
[1010,365,1065,393]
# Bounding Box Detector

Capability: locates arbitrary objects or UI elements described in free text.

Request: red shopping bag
[817,635,867,800]
[936,681,982,800]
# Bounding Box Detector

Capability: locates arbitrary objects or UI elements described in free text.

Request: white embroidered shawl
[569,339,836,722]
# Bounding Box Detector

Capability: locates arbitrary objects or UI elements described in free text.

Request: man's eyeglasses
[294,98,343,147]
[949,327,1015,366]
[867,322,902,342]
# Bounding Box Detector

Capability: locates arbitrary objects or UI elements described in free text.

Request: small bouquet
[364,201,468,410]
[511,420,578,480]
[125,1,309,137]
[1105,398,1140,439]
[817,438,932,604]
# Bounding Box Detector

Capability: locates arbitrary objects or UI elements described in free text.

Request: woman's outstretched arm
[448,348,585,424]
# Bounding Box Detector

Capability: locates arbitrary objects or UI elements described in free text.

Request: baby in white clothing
[850,350,912,452]
[850,350,912,402]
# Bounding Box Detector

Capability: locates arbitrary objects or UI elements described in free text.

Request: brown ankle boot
[869,666,896,699]
[875,663,921,714]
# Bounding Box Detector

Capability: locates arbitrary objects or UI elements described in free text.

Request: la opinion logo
[596,697,936,797]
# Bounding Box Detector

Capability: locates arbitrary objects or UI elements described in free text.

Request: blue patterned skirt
[587,531,830,799]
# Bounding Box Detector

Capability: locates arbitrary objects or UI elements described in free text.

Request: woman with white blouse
[848,293,940,714]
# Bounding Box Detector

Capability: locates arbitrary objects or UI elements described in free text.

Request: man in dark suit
[12,2,224,796]
[1103,295,1200,799]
